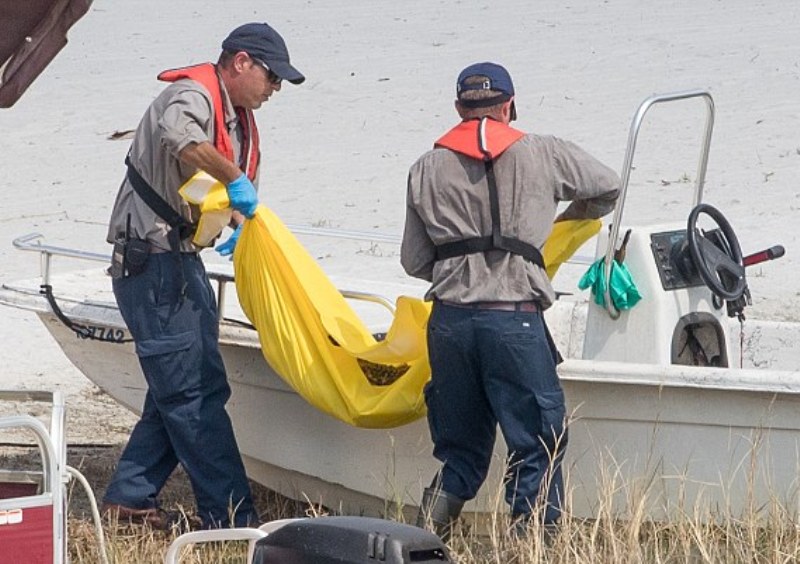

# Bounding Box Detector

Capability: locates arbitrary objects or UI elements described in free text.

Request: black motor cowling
[252,516,451,564]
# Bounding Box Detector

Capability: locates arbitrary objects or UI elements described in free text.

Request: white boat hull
[32,302,800,521]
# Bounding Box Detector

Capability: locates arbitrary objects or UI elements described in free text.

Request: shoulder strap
[434,118,544,269]
[125,156,194,297]
[125,156,195,239]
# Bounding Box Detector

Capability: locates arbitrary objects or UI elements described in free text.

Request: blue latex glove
[215,224,242,259]
[226,174,258,218]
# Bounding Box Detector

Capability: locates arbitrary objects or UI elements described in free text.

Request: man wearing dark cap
[102,22,304,530]
[402,62,620,538]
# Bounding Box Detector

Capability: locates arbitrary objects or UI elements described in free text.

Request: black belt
[439,300,540,313]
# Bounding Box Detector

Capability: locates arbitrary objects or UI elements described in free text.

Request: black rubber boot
[416,486,465,541]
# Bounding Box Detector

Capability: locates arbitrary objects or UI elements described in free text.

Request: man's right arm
[401,205,435,282]
[159,87,257,218]
[401,171,436,282]
[178,142,242,185]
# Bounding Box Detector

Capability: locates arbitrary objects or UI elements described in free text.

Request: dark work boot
[416,486,465,541]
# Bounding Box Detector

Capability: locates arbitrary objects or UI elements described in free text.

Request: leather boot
[416,486,465,541]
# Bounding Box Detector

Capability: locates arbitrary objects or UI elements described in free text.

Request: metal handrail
[286,223,401,245]
[340,290,395,314]
[0,390,65,469]
[163,528,268,564]
[0,412,64,563]
[12,233,397,318]
[602,89,715,319]
[13,233,109,287]
[0,414,58,493]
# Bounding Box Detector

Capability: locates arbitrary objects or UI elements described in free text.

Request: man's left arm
[551,138,621,221]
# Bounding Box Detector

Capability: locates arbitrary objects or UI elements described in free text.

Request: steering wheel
[686,203,747,301]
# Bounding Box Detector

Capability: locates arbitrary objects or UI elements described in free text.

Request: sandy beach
[1,0,797,453]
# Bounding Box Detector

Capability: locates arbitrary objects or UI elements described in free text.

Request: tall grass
[67,466,800,563]
[58,424,800,563]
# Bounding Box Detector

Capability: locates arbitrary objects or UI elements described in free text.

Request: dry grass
[68,503,800,563]
[436,494,800,564]
[4,443,798,562]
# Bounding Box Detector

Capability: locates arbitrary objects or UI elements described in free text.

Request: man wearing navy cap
[402,62,620,538]
[103,22,303,530]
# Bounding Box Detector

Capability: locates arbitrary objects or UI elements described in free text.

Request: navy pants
[104,252,256,528]
[425,302,567,522]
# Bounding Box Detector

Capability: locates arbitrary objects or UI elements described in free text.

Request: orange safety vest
[158,63,260,181]
[434,118,524,160]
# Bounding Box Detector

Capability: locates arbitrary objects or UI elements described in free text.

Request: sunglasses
[251,56,282,85]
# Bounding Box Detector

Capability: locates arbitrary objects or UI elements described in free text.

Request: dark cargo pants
[425,301,567,522]
[103,252,256,528]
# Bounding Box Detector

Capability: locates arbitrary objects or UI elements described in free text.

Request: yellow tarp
[184,174,601,428]
[179,172,232,247]
[235,207,599,429]
[235,207,433,428]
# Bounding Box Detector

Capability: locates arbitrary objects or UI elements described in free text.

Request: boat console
[581,90,748,367]
[650,228,707,291]
[583,221,734,366]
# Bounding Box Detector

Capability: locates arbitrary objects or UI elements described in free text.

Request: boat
[1,90,798,524]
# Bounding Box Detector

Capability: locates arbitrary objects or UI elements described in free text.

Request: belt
[150,245,198,255]
[439,300,540,312]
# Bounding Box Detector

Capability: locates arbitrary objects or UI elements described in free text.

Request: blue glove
[226,173,258,218]
[215,224,242,259]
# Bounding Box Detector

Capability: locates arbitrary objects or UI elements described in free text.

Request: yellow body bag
[183,173,600,428]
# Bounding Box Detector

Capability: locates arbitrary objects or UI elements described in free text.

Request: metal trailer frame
[0,390,66,564]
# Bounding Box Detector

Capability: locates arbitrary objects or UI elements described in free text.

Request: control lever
[613,229,632,263]
[743,245,785,267]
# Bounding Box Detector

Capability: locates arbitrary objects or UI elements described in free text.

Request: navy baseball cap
[456,62,514,108]
[222,22,305,84]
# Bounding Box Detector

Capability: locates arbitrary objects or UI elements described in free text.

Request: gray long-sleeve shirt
[401,131,620,309]
[107,75,256,252]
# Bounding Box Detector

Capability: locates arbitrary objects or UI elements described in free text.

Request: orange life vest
[434,118,525,161]
[431,118,545,268]
[158,63,260,181]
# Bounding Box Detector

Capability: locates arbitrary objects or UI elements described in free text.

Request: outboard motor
[251,516,451,564]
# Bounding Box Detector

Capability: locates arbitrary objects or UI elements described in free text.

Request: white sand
[1,0,798,442]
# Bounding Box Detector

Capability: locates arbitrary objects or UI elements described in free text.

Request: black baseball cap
[222,22,305,84]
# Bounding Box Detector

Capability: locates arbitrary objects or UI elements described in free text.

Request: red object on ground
[0,504,54,564]
[0,482,39,499]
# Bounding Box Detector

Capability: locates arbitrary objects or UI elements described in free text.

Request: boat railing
[12,231,399,320]
[602,89,715,319]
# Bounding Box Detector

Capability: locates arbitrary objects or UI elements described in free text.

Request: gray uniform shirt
[107,74,257,252]
[401,132,620,309]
